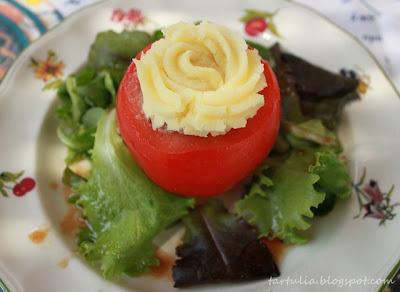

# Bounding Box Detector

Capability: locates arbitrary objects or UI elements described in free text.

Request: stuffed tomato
[116,22,280,197]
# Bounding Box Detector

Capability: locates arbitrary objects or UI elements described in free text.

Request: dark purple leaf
[173,201,280,287]
[270,43,360,130]
[281,52,359,101]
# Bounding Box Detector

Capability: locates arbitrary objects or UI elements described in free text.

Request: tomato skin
[116,55,280,197]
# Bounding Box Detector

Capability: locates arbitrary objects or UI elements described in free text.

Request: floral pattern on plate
[111,8,147,30]
[0,170,36,197]
[353,169,399,225]
[240,9,280,37]
[30,50,64,82]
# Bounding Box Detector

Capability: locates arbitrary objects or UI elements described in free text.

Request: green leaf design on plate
[268,20,281,38]
[240,9,281,38]
[240,9,277,23]
[0,188,8,197]
[0,171,23,182]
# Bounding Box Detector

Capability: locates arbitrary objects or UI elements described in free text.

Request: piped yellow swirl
[134,22,267,137]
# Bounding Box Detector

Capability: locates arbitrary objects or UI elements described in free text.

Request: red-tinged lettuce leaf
[269,43,359,130]
[299,92,359,130]
[281,52,359,101]
[270,44,305,124]
[285,119,340,150]
[173,201,280,287]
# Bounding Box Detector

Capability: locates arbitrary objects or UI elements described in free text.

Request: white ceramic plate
[1,0,400,291]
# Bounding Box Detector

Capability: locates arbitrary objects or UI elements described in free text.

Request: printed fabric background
[0,0,399,292]
[0,0,399,88]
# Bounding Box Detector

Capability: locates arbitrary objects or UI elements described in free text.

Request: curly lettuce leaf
[236,146,352,242]
[173,200,279,287]
[76,110,194,278]
[310,151,351,199]
[236,151,325,244]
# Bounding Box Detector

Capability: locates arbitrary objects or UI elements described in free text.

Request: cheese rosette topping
[134,22,267,137]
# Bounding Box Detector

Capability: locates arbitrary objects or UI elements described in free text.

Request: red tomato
[116,49,281,197]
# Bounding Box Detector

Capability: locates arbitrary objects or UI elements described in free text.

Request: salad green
[76,110,193,278]
[173,201,279,287]
[234,43,356,244]
[236,151,325,244]
[236,148,350,244]
[52,28,359,286]
[55,30,156,164]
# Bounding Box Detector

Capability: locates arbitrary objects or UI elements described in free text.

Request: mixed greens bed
[53,29,359,287]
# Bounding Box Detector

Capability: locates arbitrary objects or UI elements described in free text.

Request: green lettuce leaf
[54,30,152,164]
[66,76,87,123]
[55,69,116,163]
[87,30,153,83]
[310,151,351,199]
[236,151,325,244]
[76,74,112,108]
[76,110,194,278]
[236,147,352,242]
[56,125,95,152]
[82,107,105,129]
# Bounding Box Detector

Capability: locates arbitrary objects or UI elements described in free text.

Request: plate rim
[0,0,399,291]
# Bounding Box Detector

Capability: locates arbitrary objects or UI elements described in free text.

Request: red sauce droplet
[48,182,59,190]
[60,205,81,237]
[60,184,83,237]
[57,256,70,269]
[28,228,49,244]
[63,185,72,199]
[262,238,285,263]
[149,249,175,279]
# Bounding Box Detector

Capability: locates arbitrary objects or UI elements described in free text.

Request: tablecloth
[0,0,399,89]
